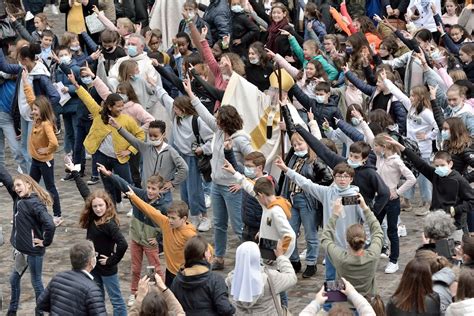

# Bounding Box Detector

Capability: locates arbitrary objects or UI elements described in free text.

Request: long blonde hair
[14,174,53,207]
[290,133,316,163]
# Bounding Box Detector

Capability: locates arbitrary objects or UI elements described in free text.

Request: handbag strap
[191,115,202,144]
[264,267,284,316]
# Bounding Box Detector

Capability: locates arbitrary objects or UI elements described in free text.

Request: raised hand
[96,163,112,176]
[265,48,276,59]
[274,156,288,172]
[68,70,79,87]
[222,159,236,175]
[108,116,121,129]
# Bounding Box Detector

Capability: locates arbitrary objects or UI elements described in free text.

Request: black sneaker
[302,265,317,278]
[380,246,389,259]
[87,176,100,185]
[61,173,74,181]
[291,260,302,273]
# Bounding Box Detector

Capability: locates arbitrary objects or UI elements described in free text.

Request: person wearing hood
[294,125,390,220]
[446,268,474,316]
[0,43,60,173]
[55,45,84,180]
[373,134,417,274]
[225,241,297,316]
[385,137,474,235]
[415,250,457,315]
[274,158,366,284]
[183,78,254,271]
[320,195,383,299]
[289,81,344,131]
[171,235,235,315]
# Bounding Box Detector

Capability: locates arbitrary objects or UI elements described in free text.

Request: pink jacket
[92,77,154,130]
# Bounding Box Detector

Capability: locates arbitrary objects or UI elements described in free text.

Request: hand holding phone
[146,266,156,284]
[324,280,347,302]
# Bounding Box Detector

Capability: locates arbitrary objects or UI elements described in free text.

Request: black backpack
[192,116,213,182]
[389,131,421,178]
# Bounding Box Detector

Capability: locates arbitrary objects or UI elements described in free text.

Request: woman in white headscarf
[225,241,297,315]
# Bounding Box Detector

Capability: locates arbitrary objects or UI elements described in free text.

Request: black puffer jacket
[171,262,235,316]
[230,11,259,57]
[203,0,231,45]
[36,270,107,315]
[0,165,55,256]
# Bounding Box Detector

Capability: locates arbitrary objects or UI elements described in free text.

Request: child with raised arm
[274,157,366,282]
[125,189,197,287]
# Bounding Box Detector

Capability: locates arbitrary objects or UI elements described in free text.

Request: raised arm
[128,192,168,229]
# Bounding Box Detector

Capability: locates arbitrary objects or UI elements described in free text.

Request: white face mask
[148,139,162,146]
[188,12,195,19]
[315,95,325,104]
[249,57,260,64]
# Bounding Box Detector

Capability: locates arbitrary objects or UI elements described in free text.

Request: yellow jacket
[76,86,145,164]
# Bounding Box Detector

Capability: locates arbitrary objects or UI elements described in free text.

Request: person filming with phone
[321,196,383,299]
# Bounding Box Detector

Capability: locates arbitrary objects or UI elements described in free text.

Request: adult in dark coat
[37,240,107,316]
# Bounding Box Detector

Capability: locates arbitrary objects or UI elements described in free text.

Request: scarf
[266,18,289,52]
[230,242,264,302]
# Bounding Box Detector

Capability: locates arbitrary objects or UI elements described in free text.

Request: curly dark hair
[101,93,123,124]
[217,105,243,135]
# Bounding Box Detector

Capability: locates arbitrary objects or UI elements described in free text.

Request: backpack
[389,131,421,178]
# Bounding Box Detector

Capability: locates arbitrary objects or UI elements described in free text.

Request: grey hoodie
[191,97,253,186]
[433,267,456,315]
[118,128,188,188]
[286,169,365,248]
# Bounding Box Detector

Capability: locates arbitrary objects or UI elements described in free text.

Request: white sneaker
[198,217,211,232]
[0,182,3,187]
[205,195,211,208]
[189,215,201,228]
[51,4,59,15]
[415,208,430,216]
[85,153,92,160]
[127,294,135,307]
[299,249,307,261]
[398,224,407,237]
[385,262,399,274]
[322,258,326,266]
[127,208,133,217]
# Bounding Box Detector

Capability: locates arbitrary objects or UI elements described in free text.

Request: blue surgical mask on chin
[294,150,308,157]
[336,184,350,191]
[441,130,450,141]
[244,166,257,179]
[347,158,362,169]
[451,104,463,113]
[435,166,450,177]
[351,117,361,126]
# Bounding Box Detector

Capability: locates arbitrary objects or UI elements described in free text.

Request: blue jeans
[212,183,243,257]
[179,154,206,216]
[30,158,61,217]
[289,193,319,265]
[376,198,400,263]
[91,271,127,316]
[202,177,211,196]
[403,157,432,203]
[9,254,44,313]
[0,112,28,172]
[20,117,32,172]
[95,151,132,203]
[325,254,336,281]
[63,112,79,155]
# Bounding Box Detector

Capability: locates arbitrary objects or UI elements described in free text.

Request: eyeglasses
[334,175,351,179]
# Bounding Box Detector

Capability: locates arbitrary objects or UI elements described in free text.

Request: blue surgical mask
[315,95,325,104]
[70,45,80,52]
[336,184,350,191]
[131,74,140,81]
[294,150,308,157]
[441,130,450,141]
[346,47,353,54]
[244,166,257,179]
[351,117,361,126]
[59,55,71,65]
[347,158,362,169]
[81,76,93,85]
[127,45,138,57]
[231,5,244,13]
[435,166,450,177]
[119,93,129,103]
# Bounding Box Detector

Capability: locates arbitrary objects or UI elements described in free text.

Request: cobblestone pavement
[0,7,428,314]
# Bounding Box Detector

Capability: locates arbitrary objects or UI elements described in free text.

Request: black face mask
[103,46,116,53]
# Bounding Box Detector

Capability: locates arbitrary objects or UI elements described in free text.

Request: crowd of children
[1,0,474,314]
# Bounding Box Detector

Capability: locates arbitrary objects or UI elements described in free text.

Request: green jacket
[289,36,339,81]
[321,208,383,297]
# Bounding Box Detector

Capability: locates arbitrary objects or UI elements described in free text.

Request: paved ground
[0,7,429,315]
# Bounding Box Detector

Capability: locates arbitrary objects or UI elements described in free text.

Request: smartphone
[146,266,156,283]
[435,239,456,259]
[324,280,347,302]
[259,238,278,261]
[342,195,359,206]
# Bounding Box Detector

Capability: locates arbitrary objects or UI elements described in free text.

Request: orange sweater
[129,194,197,275]
[29,121,58,162]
